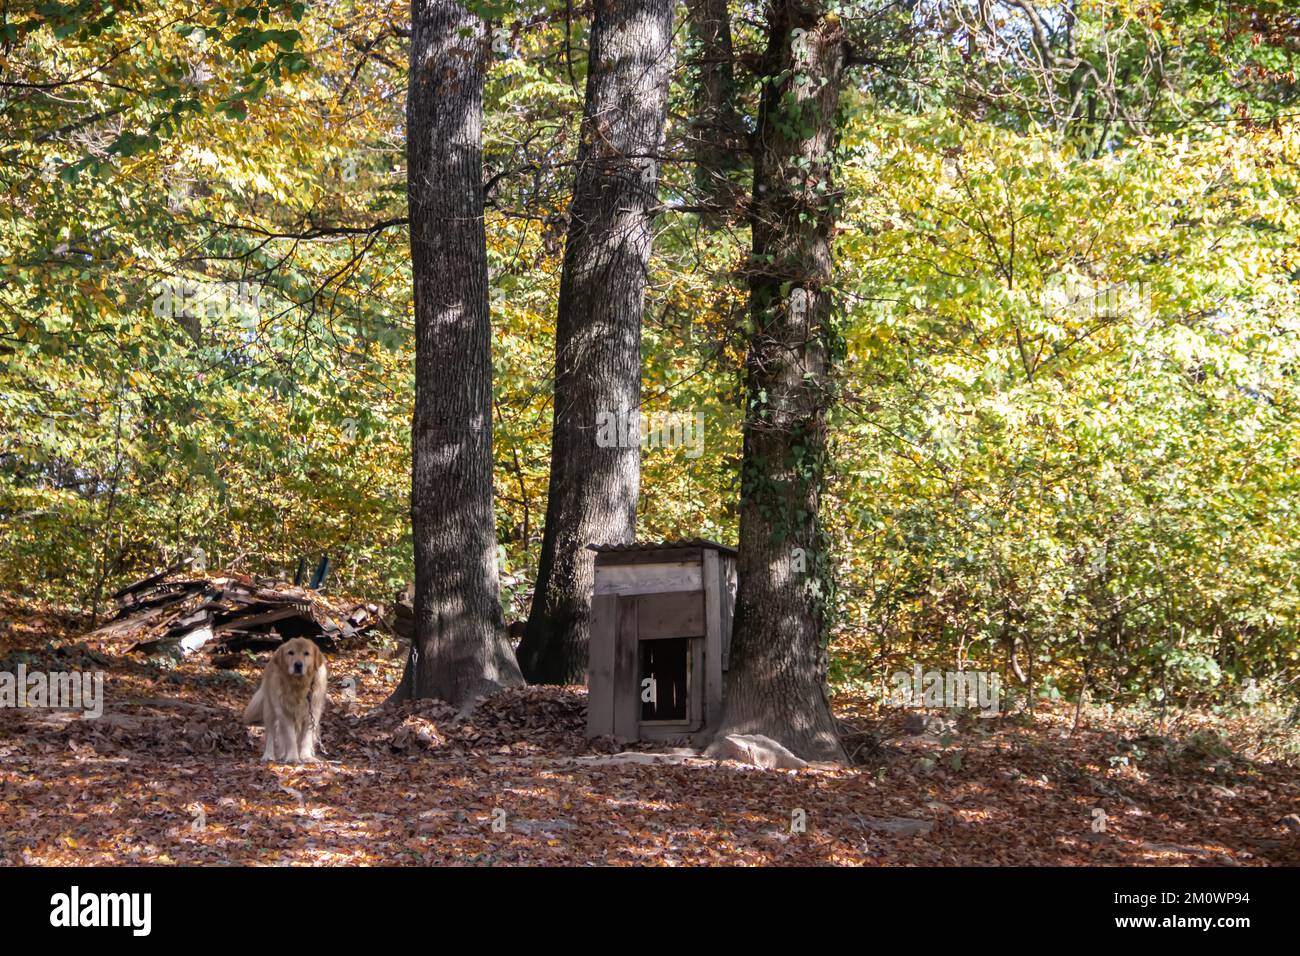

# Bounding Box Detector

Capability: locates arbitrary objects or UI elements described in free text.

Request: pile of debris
[85,560,382,658]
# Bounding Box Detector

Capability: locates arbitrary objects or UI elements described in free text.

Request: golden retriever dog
[242,637,327,763]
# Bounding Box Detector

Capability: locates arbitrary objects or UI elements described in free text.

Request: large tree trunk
[516,0,676,685]
[714,1,848,763]
[395,0,523,707]
[685,0,744,223]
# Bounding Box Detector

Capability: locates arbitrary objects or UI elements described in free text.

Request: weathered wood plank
[213,606,302,632]
[635,590,705,639]
[586,593,618,737]
[720,553,736,671]
[612,597,640,741]
[702,548,724,731]
[593,561,701,596]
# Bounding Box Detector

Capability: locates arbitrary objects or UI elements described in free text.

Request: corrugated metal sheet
[587,538,737,557]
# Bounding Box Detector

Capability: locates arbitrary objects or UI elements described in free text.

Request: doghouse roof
[587,538,737,558]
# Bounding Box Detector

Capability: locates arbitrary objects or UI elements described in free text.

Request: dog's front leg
[291,728,307,763]
[273,709,307,763]
[297,720,318,763]
[268,704,294,761]
[284,718,304,763]
[261,704,279,761]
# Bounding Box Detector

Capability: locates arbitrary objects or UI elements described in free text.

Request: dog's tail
[242,684,264,725]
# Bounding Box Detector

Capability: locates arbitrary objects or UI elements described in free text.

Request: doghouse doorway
[639,637,690,723]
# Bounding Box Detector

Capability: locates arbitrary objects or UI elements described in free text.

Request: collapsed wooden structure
[85,559,380,657]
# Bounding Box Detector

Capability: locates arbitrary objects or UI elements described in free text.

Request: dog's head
[275,637,322,680]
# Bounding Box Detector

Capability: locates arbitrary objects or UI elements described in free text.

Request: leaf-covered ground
[2,598,1297,866]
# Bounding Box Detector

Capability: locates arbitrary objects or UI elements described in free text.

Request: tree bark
[516,0,676,685]
[714,0,848,763]
[395,0,523,707]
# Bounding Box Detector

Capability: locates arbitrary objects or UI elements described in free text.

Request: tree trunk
[685,0,744,223]
[516,0,676,685]
[714,1,848,763]
[395,0,523,707]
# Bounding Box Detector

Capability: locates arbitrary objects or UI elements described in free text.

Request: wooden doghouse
[586,540,737,743]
